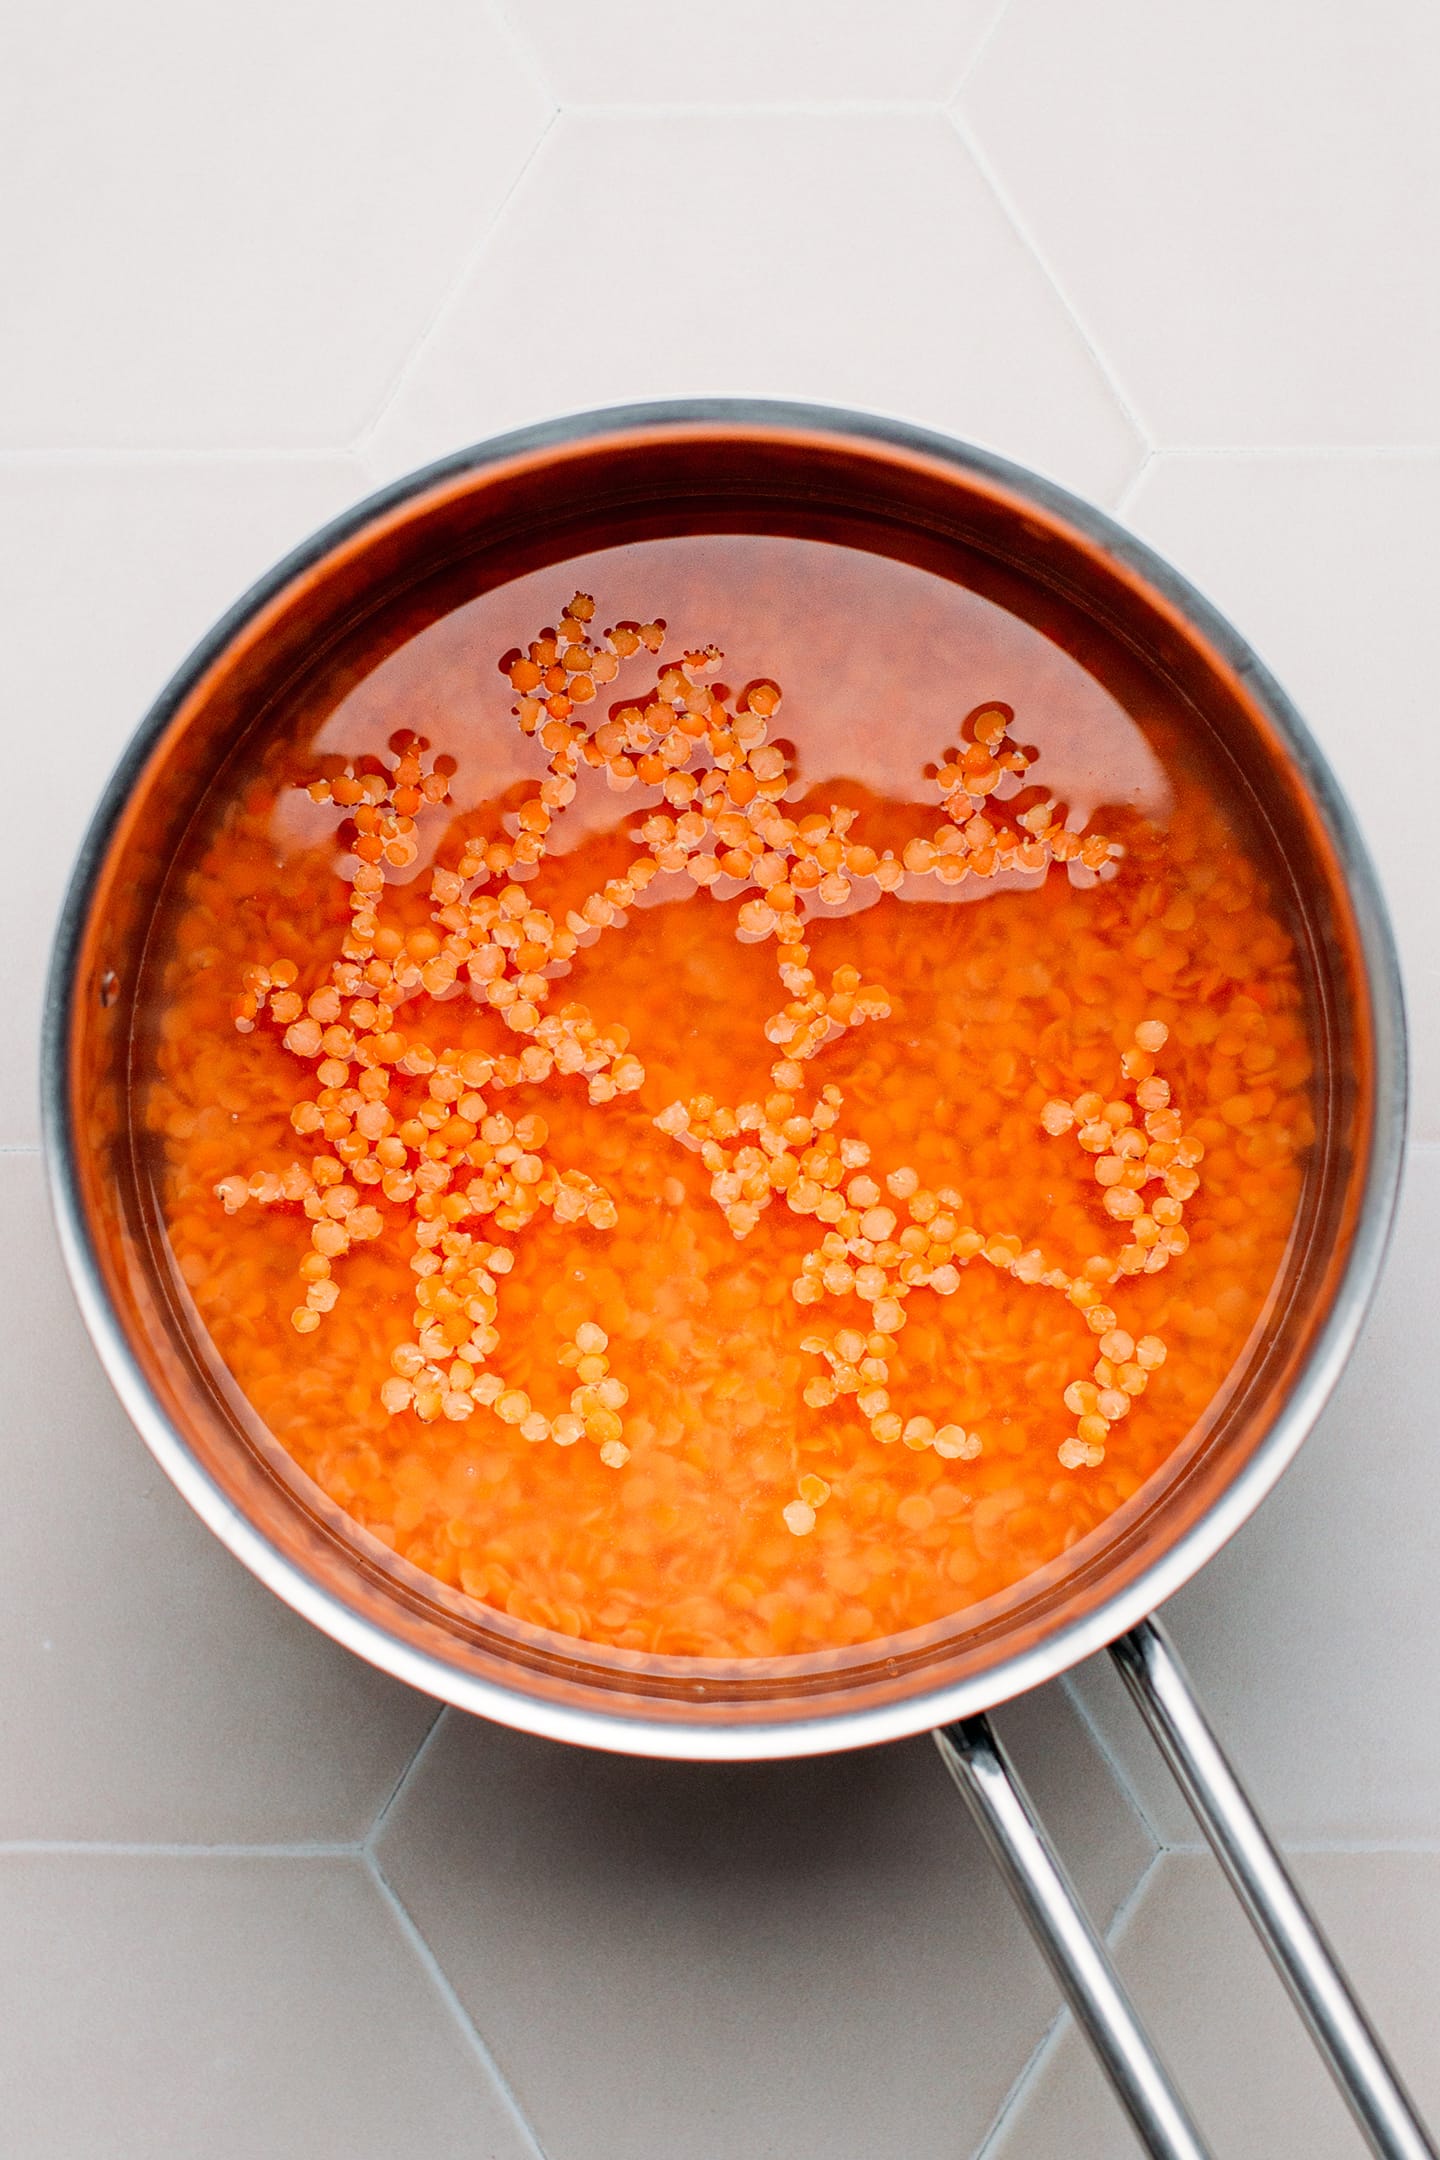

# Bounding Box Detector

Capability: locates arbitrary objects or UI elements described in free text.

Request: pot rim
[41,398,1409,1758]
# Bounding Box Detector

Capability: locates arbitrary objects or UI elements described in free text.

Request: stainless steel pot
[42,403,1432,2158]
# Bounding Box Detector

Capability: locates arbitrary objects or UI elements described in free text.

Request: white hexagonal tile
[1068,1141,1440,1848]
[989,1853,1440,2157]
[959,0,1440,445]
[0,454,365,1143]
[496,0,999,106]
[1,0,553,447]
[374,1687,1153,2160]
[0,1154,438,1842]
[1117,449,1440,1138]
[361,111,1143,505]
[0,1854,539,2159]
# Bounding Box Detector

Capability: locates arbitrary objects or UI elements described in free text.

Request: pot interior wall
[56,418,1382,1746]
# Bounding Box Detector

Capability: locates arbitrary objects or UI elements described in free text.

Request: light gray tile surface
[375,1687,1152,2160]
[0,1154,437,1842]
[360,111,1143,503]
[2,2,1436,2152]
[0,456,366,1141]
[1069,1143,1440,1848]
[0,0,553,447]
[494,0,998,105]
[0,1853,535,2160]
[1126,450,1440,1137]
[990,1852,1440,2158]
[961,0,1440,445]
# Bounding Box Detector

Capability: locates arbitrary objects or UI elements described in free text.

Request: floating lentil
[146,585,1314,1658]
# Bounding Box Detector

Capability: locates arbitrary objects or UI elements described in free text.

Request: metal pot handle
[934,1617,1437,2159]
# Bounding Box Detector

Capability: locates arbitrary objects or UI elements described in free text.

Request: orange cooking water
[144,536,1313,1659]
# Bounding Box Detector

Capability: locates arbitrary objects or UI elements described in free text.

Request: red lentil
[145,577,1313,1658]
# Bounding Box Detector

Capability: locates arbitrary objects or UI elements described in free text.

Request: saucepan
[42,403,1433,2158]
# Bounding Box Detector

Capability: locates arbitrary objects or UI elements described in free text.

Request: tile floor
[3,2,1438,2152]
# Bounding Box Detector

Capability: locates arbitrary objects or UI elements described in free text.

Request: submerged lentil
[148,586,1313,1658]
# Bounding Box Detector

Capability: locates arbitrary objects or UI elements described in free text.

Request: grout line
[0,1840,361,1858]
[485,0,561,112]
[1060,1672,1167,1853]
[1104,1847,1167,1950]
[1046,1829,1440,1867]
[367,1851,552,2160]
[974,1848,1166,2154]
[551,97,954,116]
[352,109,562,460]
[972,2001,1069,2159]
[948,0,1017,103]
[944,108,1155,459]
[363,1707,449,1856]
[0,1144,42,1156]
[1113,448,1157,521]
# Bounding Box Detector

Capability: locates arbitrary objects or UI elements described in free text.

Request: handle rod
[1112,1618,1437,2160]
[935,1714,1212,2160]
